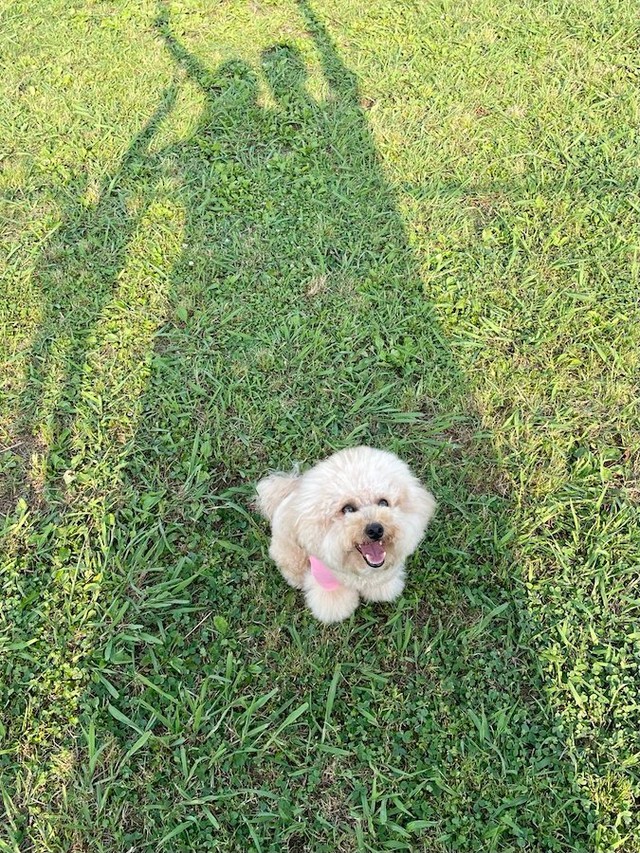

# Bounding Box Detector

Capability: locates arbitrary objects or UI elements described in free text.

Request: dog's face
[295,446,435,582]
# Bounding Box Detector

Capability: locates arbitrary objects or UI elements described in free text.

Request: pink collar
[309,555,342,591]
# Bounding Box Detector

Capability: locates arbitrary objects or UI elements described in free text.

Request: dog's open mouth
[356,541,386,569]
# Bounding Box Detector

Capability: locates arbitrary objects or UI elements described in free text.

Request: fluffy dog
[256,446,436,623]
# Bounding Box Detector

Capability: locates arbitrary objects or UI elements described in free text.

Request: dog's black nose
[365,522,384,541]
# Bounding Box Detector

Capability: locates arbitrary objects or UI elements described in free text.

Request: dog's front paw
[303,573,359,624]
[361,573,405,603]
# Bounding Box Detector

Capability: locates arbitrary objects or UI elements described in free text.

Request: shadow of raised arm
[155,4,213,91]
[296,0,359,100]
[155,3,256,103]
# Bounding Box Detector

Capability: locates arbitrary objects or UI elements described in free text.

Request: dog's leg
[303,574,359,624]
[269,535,309,590]
[361,571,405,603]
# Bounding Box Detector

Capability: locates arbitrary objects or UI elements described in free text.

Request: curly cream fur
[256,446,436,623]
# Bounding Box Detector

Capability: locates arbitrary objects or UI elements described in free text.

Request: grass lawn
[1,0,639,849]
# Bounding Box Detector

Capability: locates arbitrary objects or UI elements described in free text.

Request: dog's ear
[255,472,299,522]
[409,479,437,529]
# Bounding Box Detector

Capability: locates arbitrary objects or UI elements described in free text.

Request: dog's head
[294,446,435,581]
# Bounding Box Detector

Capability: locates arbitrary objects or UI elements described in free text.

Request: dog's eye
[341,503,357,514]
[378,498,389,507]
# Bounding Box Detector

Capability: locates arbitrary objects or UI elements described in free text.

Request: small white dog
[256,446,436,623]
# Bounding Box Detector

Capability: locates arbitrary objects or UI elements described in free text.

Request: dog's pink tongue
[359,541,385,565]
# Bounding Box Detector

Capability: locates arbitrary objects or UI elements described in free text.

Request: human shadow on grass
[7,83,178,508]
[0,82,179,841]
[2,2,595,849]
[57,5,595,851]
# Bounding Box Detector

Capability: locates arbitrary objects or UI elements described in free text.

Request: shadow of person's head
[261,44,307,104]
[204,59,259,109]
[156,7,258,108]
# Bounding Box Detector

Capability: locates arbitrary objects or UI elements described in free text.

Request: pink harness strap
[309,555,342,591]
